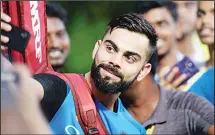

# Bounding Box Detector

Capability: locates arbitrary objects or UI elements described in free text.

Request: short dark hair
[104,13,157,62]
[148,49,158,77]
[135,1,178,22]
[46,2,68,25]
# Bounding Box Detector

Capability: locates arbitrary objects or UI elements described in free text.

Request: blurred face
[196,1,214,46]
[144,7,176,56]
[47,17,70,69]
[174,1,198,39]
[91,28,151,93]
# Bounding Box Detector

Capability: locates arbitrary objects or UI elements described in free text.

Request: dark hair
[135,1,178,22]
[46,2,68,25]
[104,13,157,62]
[148,49,158,77]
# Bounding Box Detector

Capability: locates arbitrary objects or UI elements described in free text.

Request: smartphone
[1,20,30,52]
[164,56,199,86]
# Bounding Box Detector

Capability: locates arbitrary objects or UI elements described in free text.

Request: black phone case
[1,21,30,52]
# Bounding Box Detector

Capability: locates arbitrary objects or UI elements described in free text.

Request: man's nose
[48,35,60,48]
[202,13,211,26]
[109,54,122,69]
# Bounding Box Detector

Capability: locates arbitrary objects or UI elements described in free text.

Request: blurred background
[56,1,136,73]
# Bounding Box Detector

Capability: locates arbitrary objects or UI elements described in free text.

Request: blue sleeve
[189,67,214,105]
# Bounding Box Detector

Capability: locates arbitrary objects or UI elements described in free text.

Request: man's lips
[48,50,62,59]
[101,68,121,79]
[199,27,214,36]
[157,39,165,49]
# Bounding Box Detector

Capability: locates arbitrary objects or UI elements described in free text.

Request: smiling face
[47,17,70,69]
[144,7,176,56]
[196,1,214,46]
[174,1,198,39]
[91,28,151,93]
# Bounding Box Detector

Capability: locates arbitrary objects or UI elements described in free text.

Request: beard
[90,60,138,94]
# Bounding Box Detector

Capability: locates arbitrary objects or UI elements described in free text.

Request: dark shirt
[144,86,214,135]
[33,73,68,122]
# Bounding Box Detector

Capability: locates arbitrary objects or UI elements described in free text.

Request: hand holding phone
[1,20,30,52]
[1,11,12,50]
[162,56,199,88]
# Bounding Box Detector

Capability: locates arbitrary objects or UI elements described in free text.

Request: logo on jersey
[65,125,80,135]
[119,131,127,135]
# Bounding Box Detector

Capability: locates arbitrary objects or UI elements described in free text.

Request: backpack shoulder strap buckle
[87,127,100,135]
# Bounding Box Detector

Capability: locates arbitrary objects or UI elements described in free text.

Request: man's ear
[92,40,102,59]
[137,63,152,81]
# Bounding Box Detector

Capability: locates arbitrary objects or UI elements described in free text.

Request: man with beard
[1,12,157,134]
[120,3,214,134]
[46,2,71,72]
[120,48,214,135]
[189,1,214,104]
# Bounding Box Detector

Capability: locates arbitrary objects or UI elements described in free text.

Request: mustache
[98,64,124,80]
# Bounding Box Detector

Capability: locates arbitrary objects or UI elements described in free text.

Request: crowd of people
[1,1,214,135]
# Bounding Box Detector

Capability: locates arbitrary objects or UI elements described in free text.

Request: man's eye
[159,21,168,28]
[106,46,115,53]
[197,11,204,18]
[57,31,65,38]
[125,56,136,64]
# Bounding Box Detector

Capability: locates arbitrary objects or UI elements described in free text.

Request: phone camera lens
[21,32,28,39]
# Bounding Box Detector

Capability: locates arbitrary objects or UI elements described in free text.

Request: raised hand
[1,12,12,50]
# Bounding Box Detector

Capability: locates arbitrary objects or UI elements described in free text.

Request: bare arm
[1,11,45,100]
[12,64,45,101]
[1,64,51,134]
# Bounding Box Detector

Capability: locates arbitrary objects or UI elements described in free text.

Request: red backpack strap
[63,73,109,135]
[44,71,109,135]
[1,1,49,74]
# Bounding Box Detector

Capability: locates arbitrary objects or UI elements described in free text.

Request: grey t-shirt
[143,87,214,135]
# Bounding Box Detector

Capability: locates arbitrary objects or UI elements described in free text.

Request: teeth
[201,29,212,35]
[157,39,164,48]
[49,50,62,58]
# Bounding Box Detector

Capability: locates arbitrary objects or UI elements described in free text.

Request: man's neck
[85,72,120,111]
[121,75,160,124]
[177,33,195,57]
[53,66,61,72]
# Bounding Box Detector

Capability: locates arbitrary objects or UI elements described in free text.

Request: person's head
[174,1,198,40]
[46,2,70,70]
[136,1,178,58]
[91,13,157,94]
[196,1,214,46]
